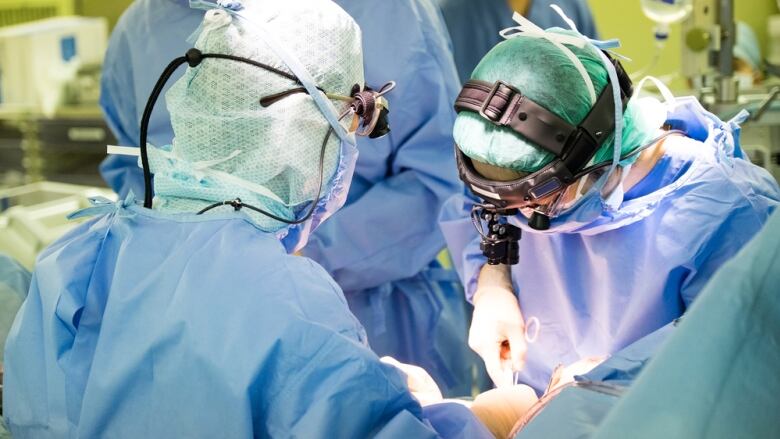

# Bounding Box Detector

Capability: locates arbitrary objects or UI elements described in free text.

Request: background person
[437,0,598,83]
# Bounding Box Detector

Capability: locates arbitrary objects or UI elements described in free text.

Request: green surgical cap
[454,29,657,173]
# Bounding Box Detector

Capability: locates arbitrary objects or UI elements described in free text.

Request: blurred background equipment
[0,16,107,115]
[633,0,780,182]
[640,0,693,38]
[0,181,115,270]
[0,108,115,188]
[0,2,114,190]
[631,0,693,80]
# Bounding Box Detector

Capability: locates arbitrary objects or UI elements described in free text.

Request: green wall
[588,0,779,91]
[76,0,132,29]
[25,0,779,91]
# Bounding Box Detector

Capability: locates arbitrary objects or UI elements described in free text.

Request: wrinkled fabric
[440,97,780,393]
[0,253,30,362]
[437,0,598,83]
[99,0,479,396]
[3,199,492,438]
[423,402,495,439]
[578,322,677,386]
[593,210,780,439]
[514,384,622,439]
[512,321,677,439]
[343,263,478,396]
[515,212,780,438]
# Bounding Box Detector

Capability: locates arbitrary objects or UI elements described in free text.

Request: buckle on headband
[479,80,520,124]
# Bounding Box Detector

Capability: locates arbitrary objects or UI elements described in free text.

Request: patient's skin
[449,357,606,438]
[386,347,605,438]
[470,385,539,439]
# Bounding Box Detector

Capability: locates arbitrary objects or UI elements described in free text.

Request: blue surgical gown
[517,210,780,438]
[0,254,29,438]
[440,104,780,393]
[99,0,480,396]
[3,198,491,438]
[514,323,678,438]
[0,253,29,362]
[436,0,599,83]
[593,210,780,439]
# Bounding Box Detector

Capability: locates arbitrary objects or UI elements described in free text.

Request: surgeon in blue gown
[98,0,480,397]
[436,0,598,82]
[3,2,492,437]
[0,254,29,360]
[439,18,780,394]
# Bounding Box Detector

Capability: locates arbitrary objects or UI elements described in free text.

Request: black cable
[197,127,334,225]
[197,199,243,214]
[572,130,685,181]
[139,56,189,208]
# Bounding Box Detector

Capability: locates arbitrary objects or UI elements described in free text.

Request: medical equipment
[654,0,780,182]
[0,0,76,28]
[0,181,115,269]
[635,0,693,79]
[0,16,107,117]
[729,94,780,182]
[676,0,737,104]
[0,108,114,188]
[455,71,630,213]
[640,0,693,41]
[0,16,111,188]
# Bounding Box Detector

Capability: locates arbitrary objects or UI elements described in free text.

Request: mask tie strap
[501,12,597,105]
[549,4,625,178]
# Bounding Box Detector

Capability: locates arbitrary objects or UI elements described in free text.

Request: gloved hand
[469,264,527,388]
[381,356,443,406]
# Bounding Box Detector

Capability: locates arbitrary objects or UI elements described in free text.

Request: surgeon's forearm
[473,264,513,303]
